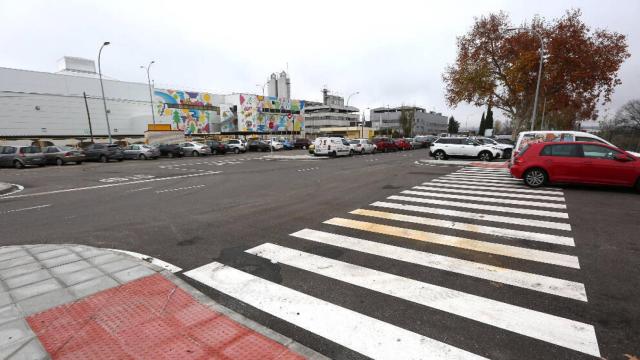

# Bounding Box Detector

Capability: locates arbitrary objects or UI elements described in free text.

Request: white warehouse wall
[0,67,152,137]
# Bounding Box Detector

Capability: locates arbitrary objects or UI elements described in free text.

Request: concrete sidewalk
[0,244,325,359]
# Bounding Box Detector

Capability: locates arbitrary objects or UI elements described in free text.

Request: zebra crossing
[184,165,600,359]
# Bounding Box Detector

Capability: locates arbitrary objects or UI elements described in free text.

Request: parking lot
[1,148,639,359]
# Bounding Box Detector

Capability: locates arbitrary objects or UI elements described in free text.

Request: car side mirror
[613,154,631,162]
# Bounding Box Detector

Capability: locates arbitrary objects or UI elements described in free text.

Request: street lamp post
[97,41,112,143]
[506,27,544,131]
[141,61,156,125]
[346,91,359,136]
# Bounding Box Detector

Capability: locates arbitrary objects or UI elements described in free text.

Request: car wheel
[14,160,24,169]
[117,158,123,162]
[360,149,364,155]
[635,178,640,193]
[302,145,307,150]
[234,148,240,154]
[349,150,354,156]
[168,152,174,158]
[138,154,147,160]
[76,161,83,165]
[524,168,547,188]
[212,149,218,155]
[56,158,64,166]
[192,151,199,157]
[372,148,377,154]
[99,155,107,163]
[478,151,493,162]
[433,150,447,160]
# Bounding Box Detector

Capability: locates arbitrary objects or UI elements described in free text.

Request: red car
[510,141,640,191]
[372,138,399,152]
[394,139,412,151]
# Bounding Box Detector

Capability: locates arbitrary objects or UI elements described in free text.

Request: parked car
[372,138,399,153]
[123,144,160,160]
[414,135,437,148]
[308,143,315,154]
[510,141,640,191]
[158,144,184,158]
[495,138,515,146]
[206,140,227,155]
[281,139,294,150]
[268,139,284,151]
[0,146,46,168]
[294,138,312,150]
[83,143,125,163]
[512,130,640,161]
[405,138,421,149]
[248,140,271,152]
[225,139,247,154]
[475,137,513,158]
[395,138,412,151]
[180,142,211,157]
[43,146,85,165]
[314,137,351,157]
[348,139,376,154]
[429,137,502,161]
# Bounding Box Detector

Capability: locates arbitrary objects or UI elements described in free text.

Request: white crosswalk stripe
[183,165,600,359]
[184,262,487,360]
[412,185,565,201]
[246,243,599,356]
[422,181,563,195]
[290,229,586,300]
[371,201,571,230]
[388,195,569,218]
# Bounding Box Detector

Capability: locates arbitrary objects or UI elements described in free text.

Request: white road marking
[388,195,569,219]
[351,209,574,246]
[457,168,510,174]
[291,229,586,300]
[401,190,567,209]
[1,204,51,214]
[422,181,562,195]
[247,243,598,356]
[454,171,513,178]
[460,167,508,172]
[155,184,205,193]
[371,201,571,231]
[0,184,24,197]
[0,171,222,200]
[109,249,182,273]
[324,218,580,268]
[432,178,533,189]
[442,175,522,183]
[412,186,565,201]
[126,187,152,193]
[184,262,487,360]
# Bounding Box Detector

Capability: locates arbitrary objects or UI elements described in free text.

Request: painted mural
[238,94,304,133]
[154,89,231,134]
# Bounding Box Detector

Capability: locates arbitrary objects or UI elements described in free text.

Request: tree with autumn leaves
[443,9,629,136]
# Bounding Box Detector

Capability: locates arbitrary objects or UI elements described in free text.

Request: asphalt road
[0,149,638,360]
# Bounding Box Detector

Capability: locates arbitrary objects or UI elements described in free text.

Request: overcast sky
[1,0,638,129]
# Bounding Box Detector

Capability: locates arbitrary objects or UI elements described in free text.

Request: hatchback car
[180,142,211,156]
[348,139,376,154]
[0,146,46,168]
[83,143,125,163]
[123,144,160,160]
[224,139,246,154]
[158,144,184,158]
[372,138,399,152]
[247,140,271,152]
[394,138,412,151]
[510,141,640,191]
[44,146,85,165]
[206,140,227,155]
[294,138,312,150]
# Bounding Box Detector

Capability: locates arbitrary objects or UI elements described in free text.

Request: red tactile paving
[27,273,306,360]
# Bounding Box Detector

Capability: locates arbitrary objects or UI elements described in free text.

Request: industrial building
[369,106,448,136]
[0,59,305,142]
[303,88,360,137]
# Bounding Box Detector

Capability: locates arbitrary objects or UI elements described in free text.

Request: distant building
[303,87,359,137]
[266,71,290,100]
[369,106,448,136]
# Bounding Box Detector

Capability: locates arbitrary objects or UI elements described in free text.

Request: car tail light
[65,152,73,157]
[18,152,25,158]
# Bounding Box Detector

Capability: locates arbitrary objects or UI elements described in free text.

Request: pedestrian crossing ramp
[185,166,601,359]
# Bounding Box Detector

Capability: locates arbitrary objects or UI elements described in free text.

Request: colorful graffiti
[154,89,229,134]
[237,94,304,133]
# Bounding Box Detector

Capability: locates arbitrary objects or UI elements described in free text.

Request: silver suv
[225,139,247,154]
[429,137,502,161]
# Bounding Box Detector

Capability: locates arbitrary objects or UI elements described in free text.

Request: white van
[313,137,351,157]
[513,131,640,159]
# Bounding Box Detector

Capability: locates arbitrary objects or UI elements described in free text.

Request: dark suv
[83,144,124,163]
[205,140,227,155]
[293,138,312,149]
[0,146,46,168]
[158,144,185,158]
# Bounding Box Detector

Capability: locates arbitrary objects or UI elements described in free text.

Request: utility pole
[141,61,156,125]
[97,41,112,143]
[83,92,94,143]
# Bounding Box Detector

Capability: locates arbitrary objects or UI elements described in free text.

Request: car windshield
[349,140,359,144]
